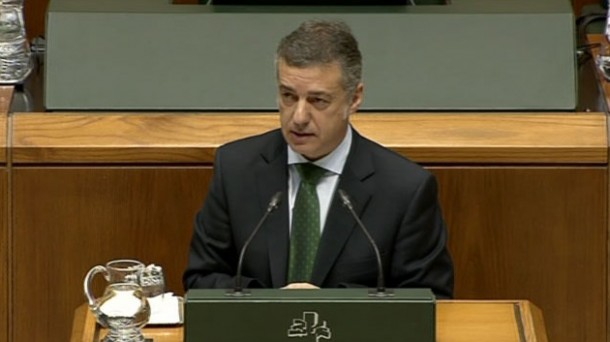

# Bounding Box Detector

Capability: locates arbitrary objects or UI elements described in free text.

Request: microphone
[229,191,282,296]
[338,189,391,297]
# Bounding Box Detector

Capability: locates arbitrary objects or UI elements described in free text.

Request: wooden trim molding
[0,87,12,163]
[10,112,607,165]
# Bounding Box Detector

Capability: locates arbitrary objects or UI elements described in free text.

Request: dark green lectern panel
[184,288,435,342]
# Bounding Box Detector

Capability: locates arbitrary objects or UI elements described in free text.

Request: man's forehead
[278,81,341,96]
[278,62,344,92]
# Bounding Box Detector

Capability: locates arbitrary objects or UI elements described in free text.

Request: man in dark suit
[183,20,453,298]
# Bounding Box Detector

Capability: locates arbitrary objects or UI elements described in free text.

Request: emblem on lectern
[287,311,332,341]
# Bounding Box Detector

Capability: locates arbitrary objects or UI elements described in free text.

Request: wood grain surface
[0,170,7,342]
[6,110,609,342]
[433,167,607,342]
[0,86,10,342]
[11,112,607,164]
[0,86,11,162]
[71,300,547,342]
[0,87,11,116]
[9,164,606,342]
[12,167,212,342]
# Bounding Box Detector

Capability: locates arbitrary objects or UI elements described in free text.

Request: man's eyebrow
[278,85,332,98]
[307,91,333,99]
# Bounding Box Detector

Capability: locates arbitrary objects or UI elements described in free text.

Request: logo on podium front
[287,311,332,341]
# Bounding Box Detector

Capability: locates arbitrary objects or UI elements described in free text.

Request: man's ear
[349,83,364,113]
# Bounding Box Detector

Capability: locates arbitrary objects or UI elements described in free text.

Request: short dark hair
[276,20,362,95]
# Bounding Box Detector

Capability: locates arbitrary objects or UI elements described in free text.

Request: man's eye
[310,97,330,108]
[281,93,297,103]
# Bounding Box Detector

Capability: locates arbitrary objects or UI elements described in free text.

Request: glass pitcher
[83,259,151,342]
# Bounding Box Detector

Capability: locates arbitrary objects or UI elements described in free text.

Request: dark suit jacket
[183,128,454,298]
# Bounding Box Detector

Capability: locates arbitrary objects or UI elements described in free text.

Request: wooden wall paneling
[6,110,605,342]
[8,111,608,342]
[604,117,610,341]
[0,87,10,342]
[0,169,7,342]
[430,167,607,342]
[11,165,607,342]
[24,0,48,40]
[587,34,610,342]
[0,87,12,117]
[11,167,213,342]
[607,109,610,342]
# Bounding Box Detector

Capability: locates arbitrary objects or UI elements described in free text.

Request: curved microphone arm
[338,189,388,296]
[231,191,282,295]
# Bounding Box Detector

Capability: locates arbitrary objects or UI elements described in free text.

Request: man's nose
[292,100,310,125]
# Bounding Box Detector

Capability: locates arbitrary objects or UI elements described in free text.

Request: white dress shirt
[287,126,352,234]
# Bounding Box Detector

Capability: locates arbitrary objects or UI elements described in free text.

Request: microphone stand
[338,189,393,297]
[227,191,282,296]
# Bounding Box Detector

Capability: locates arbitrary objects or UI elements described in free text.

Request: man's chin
[289,145,316,160]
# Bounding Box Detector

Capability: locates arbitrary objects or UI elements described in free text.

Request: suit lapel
[254,131,290,288]
[311,130,375,286]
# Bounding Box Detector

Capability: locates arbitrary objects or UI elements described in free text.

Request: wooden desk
[71,300,548,342]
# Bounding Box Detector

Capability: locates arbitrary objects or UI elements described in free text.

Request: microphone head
[268,191,282,211]
[337,189,352,208]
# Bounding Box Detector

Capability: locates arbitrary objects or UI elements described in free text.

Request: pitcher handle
[83,265,108,309]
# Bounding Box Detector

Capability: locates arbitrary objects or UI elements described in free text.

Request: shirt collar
[287,125,352,175]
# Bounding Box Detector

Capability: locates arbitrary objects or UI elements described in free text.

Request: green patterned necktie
[287,163,327,283]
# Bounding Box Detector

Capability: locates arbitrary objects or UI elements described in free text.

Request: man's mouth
[290,131,316,143]
[292,131,314,137]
